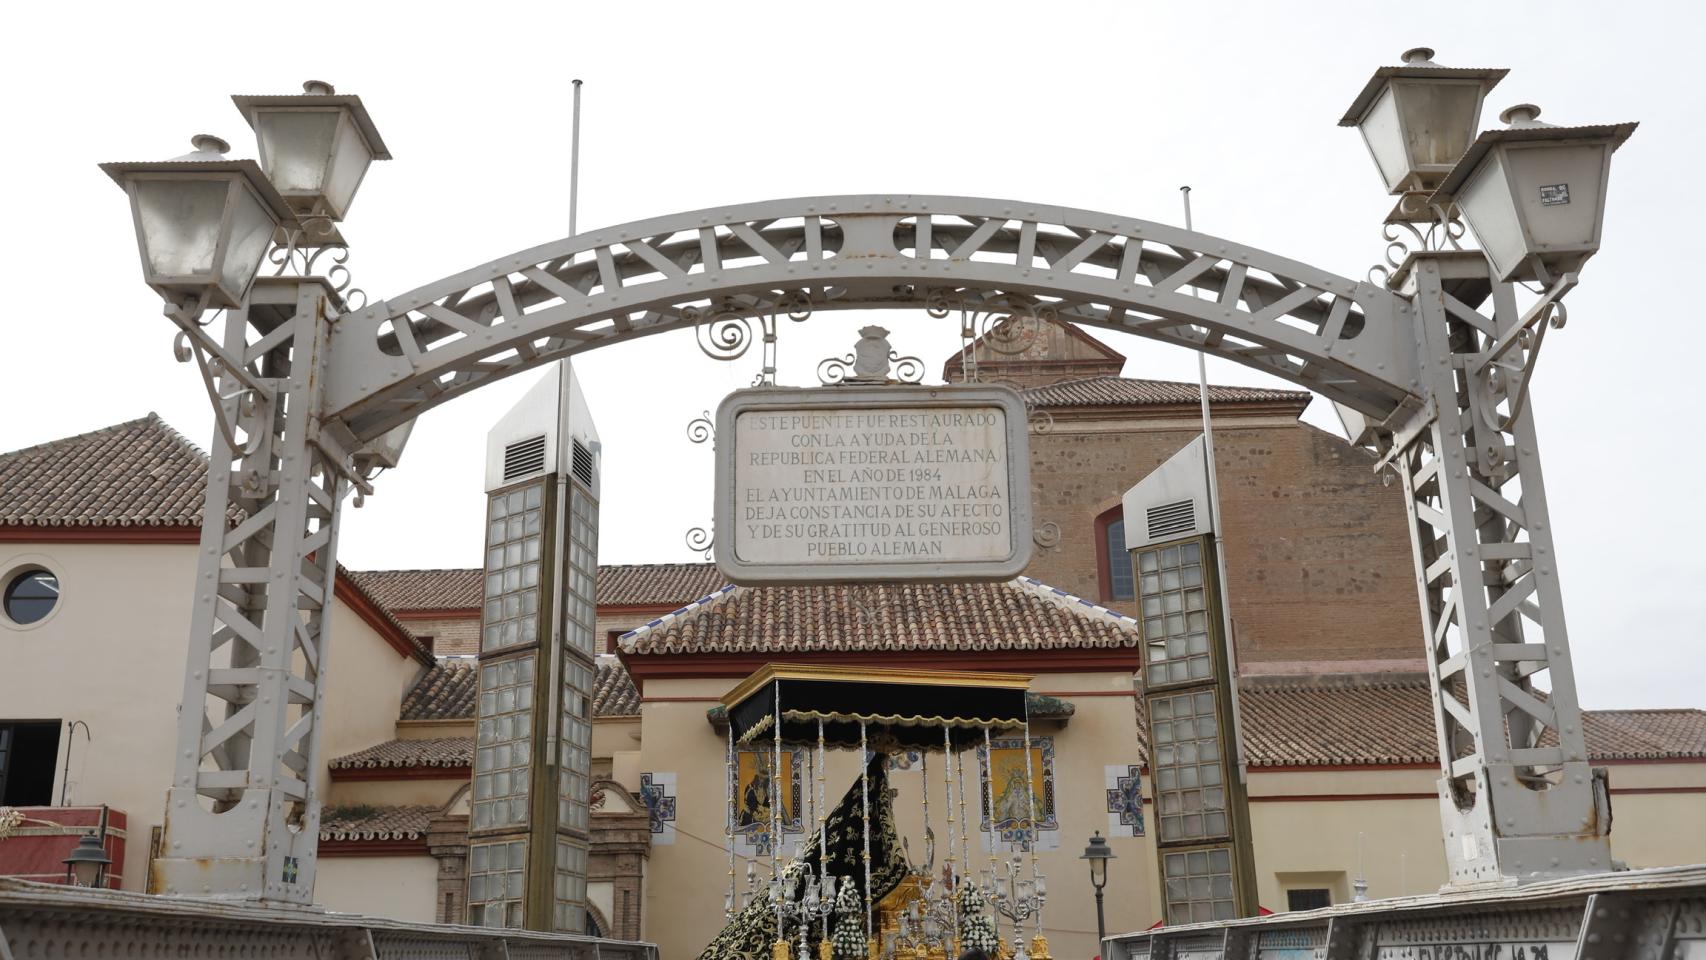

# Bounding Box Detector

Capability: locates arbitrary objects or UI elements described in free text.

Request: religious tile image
[884,748,924,772]
[978,736,1058,851]
[1106,763,1145,837]
[734,746,804,855]
[638,772,677,845]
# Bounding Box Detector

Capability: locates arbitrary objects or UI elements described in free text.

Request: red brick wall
[398,613,480,658]
[0,807,126,888]
[1022,413,1423,670]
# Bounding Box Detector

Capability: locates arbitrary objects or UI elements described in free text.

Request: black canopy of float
[722,664,1033,751]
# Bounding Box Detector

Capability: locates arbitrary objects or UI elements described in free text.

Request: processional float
[703,666,1055,960]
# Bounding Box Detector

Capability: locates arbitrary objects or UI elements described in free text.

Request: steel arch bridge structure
[157,194,1607,906]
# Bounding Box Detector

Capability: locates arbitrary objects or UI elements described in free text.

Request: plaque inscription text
[734,406,1012,564]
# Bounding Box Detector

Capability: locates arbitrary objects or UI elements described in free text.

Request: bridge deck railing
[0,877,659,960]
[1105,865,1706,960]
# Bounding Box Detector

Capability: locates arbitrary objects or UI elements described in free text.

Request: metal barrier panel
[1103,866,1706,960]
[0,878,657,960]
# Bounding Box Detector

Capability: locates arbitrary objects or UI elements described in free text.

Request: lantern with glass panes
[1431,104,1638,284]
[232,81,391,243]
[100,80,390,324]
[99,136,293,320]
[1339,48,1506,220]
[62,832,111,888]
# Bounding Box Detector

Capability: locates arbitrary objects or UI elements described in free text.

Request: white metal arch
[157,194,1607,910]
[323,196,1418,441]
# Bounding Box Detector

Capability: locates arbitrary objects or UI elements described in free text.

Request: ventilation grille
[503,435,546,482]
[571,439,595,487]
[1146,499,1196,540]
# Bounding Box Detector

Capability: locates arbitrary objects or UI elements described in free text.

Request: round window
[3,568,59,625]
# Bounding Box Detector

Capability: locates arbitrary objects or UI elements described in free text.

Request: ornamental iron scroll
[269,215,367,310]
[692,291,813,387]
[1367,194,1468,289]
[816,325,925,386]
[940,295,1059,388]
[686,525,714,561]
[687,411,714,445]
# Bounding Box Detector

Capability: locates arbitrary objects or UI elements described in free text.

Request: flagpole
[570,79,583,237]
[1180,185,1248,787]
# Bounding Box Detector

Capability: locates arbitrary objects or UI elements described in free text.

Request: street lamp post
[1079,834,1114,952]
[62,834,111,888]
[1341,50,1633,888]
[95,83,419,911]
[62,806,112,888]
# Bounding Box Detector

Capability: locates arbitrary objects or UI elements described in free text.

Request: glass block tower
[470,361,600,932]
[1121,436,1257,924]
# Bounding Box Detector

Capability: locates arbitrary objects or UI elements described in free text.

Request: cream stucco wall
[633,669,1706,957]
[317,601,428,803]
[595,716,643,793]
[635,672,1156,960]
[0,542,199,891]
[0,539,426,899]
[1241,762,1706,912]
[315,855,441,922]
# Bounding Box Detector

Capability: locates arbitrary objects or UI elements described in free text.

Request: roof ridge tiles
[0,412,162,459]
[619,577,1139,657]
[1019,374,1312,409]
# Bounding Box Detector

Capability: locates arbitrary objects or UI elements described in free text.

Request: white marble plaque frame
[714,384,1032,584]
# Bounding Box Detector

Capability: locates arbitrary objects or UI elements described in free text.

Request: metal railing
[1104,865,1706,960]
[0,878,658,960]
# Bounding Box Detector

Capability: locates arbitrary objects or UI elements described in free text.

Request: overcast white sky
[3,0,1702,709]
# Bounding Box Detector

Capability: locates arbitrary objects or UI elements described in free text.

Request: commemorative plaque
[713,384,1032,584]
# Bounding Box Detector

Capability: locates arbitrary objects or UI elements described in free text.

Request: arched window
[1095,506,1135,603]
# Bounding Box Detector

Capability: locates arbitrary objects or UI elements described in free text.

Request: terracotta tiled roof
[318,804,437,842]
[1237,678,1437,767]
[620,577,1139,655]
[1021,376,1309,409]
[598,563,726,607]
[0,414,214,527]
[1228,677,1706,767]
[399,656,642,722]
[347,569,483,611]
[349,563,727,612]
[0,415,431,661]
[401,659,477,721]
[1583,710,1706,761]
[328,737,472,771]
[594,657,641,716]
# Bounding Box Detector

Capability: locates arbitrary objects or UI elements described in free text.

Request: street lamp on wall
[99,136,292,320]
[1339,48,1507,207]
[1432,104,1638,283]
[1080,832,1116,949]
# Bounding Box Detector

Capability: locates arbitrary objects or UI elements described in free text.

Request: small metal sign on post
[713,330,1031,585]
